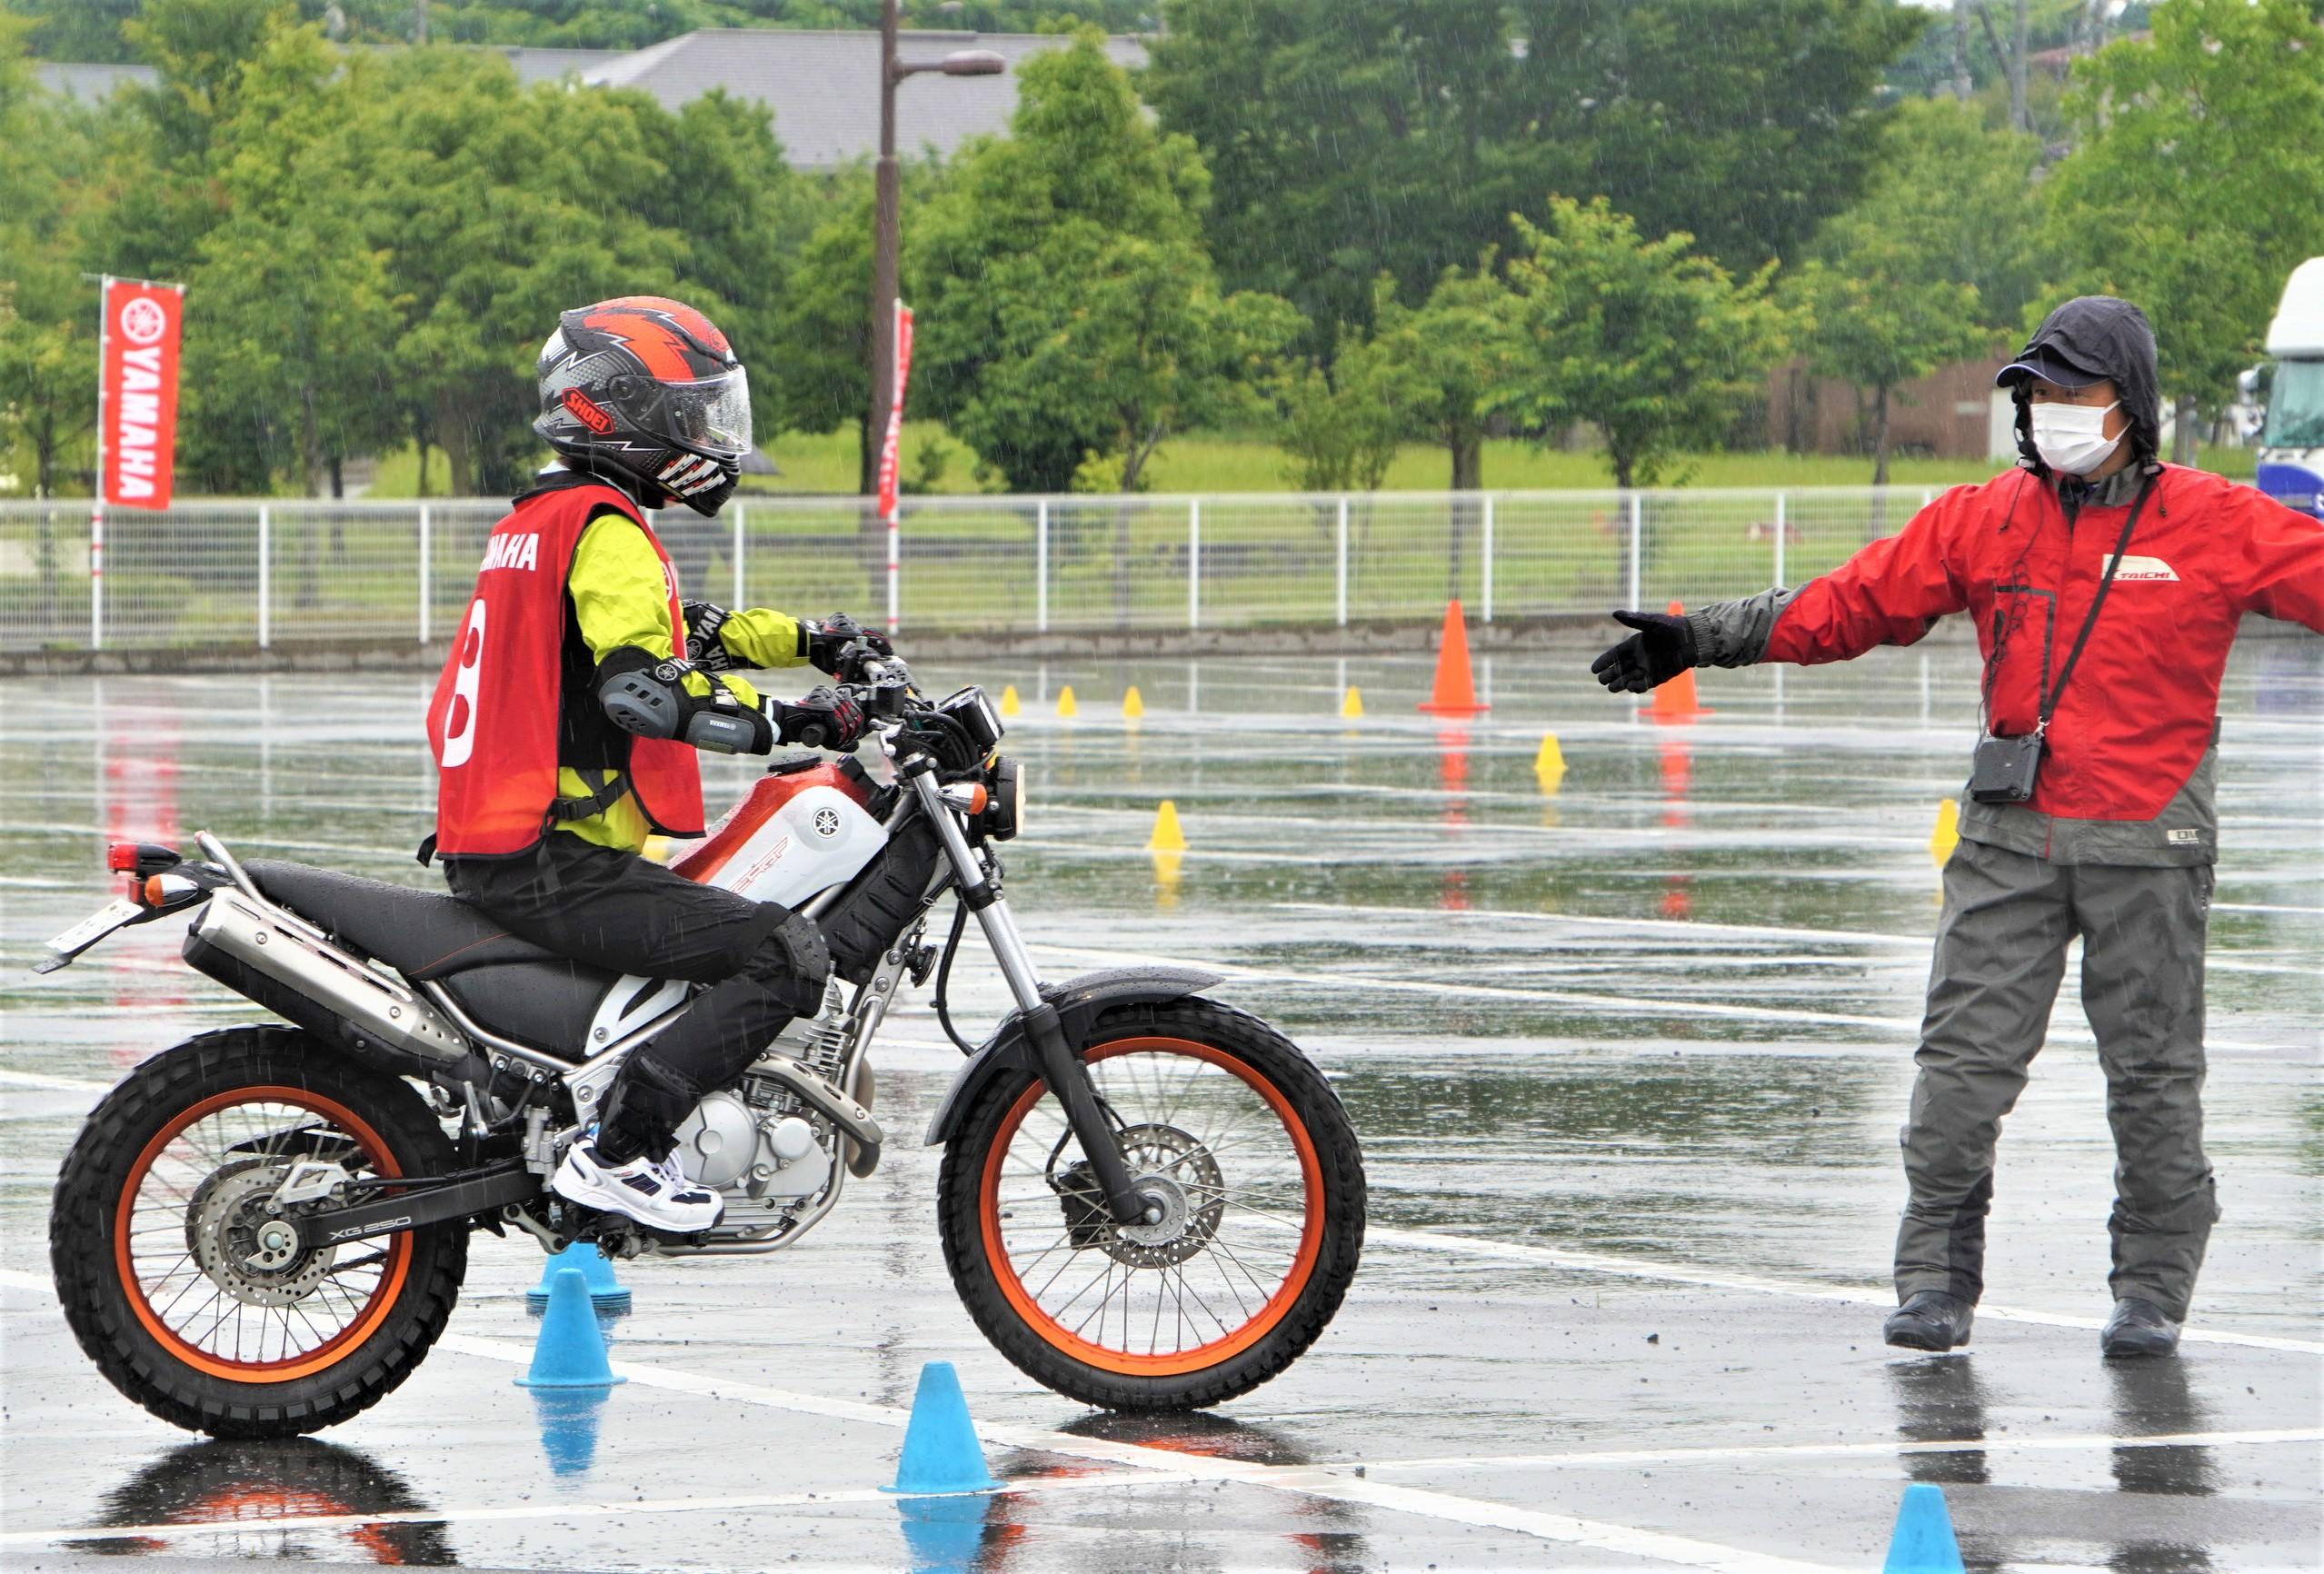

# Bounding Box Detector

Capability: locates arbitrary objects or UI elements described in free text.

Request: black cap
[1995,343,2102,390]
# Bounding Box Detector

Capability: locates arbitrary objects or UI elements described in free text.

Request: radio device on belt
[1969,475,2154,806]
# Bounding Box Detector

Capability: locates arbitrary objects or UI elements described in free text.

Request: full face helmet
[534,295,752,516]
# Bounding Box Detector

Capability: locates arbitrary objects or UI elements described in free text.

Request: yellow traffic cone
[1930,798,1960,868]
[1147,799,1187,853]
[1340,686,1364,720]
[1122,685,1145,721]
[1534,733,1565,791]
[999,684,1021,718]
[1056,684,1078,719]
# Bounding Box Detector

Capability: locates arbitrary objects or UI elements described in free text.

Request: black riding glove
[803,613,893,675]
[773,686,867,752]
[1590,609,1698,694]
[683,601,744,673]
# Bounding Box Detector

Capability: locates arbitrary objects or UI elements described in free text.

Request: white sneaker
[553,1134,724,1233]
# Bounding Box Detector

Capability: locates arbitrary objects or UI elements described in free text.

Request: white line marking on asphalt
[0,1270,1838,1573]
[0,1068,112,1091]
[1028,941,2299,1056]
[1359,1426,2324,1474]
[0,1473,1179,1548]
[1354,1225,2324,1355]
[1271,901,2319,978]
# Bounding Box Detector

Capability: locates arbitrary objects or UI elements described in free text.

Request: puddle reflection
[75,1438,452,1564]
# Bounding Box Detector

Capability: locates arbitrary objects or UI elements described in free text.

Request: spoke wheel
[53,1027,467,1438]
[940,1000,1363,1410]
[116,1088,410,1381]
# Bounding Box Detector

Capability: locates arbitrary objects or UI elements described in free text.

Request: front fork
[905,762,1159,1229]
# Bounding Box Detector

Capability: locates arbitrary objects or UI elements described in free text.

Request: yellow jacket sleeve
[716,608,811,670]
[569,513,759,707]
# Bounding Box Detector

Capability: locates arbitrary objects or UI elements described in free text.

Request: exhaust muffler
[186,892,470,1064]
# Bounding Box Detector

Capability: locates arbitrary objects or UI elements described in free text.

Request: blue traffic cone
[514,1269,626,1390]
[531,1386,611,1477]
[882,1360,1000,1495]
[1881,1483,1966,1574]
[526,1240,632,1314]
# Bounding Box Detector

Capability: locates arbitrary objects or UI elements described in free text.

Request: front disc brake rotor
[185,1164,336,1308]
[1051,1123,1225,1269]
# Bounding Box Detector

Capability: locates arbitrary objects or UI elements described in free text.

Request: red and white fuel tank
[667,762,886,908]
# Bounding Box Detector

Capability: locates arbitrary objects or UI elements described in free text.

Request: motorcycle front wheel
[937,999,1364,1410]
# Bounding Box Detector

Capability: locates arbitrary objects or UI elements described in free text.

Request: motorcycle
[39,649,1366,1439]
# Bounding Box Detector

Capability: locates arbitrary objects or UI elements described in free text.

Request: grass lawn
[363,427,2259,501]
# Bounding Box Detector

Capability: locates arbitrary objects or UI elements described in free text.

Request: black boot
[2100,1298,2180,1358]
[1885,1290,1975,1351]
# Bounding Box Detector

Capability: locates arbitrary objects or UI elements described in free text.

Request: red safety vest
[426,483,705,856]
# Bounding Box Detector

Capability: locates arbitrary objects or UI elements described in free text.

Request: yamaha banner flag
[98,275,185,511]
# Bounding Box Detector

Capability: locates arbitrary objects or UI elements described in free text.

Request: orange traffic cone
[1418,601,1490,716]
[1650,600,1710,722]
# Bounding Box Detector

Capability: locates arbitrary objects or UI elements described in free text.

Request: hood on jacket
[1996,295,2162,476]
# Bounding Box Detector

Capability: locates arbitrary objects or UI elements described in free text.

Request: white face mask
[2030,399,2123,475]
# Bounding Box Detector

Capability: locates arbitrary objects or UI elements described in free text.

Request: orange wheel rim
[979,1036,1325,1377]
[113,1085,413,1384]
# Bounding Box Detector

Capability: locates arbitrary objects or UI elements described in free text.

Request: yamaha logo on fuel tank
[812,807,841,838]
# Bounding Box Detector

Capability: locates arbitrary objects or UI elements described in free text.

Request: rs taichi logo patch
[2111,555,2179,582]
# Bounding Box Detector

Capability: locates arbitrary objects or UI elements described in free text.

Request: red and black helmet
[534,295,753,516]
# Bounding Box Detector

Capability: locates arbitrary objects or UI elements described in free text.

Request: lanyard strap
[2039,473,2154,730]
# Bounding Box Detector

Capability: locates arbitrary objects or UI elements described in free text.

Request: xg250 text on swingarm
[39,651,1366,1436]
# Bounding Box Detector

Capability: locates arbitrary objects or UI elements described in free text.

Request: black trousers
[445,835,831,1163]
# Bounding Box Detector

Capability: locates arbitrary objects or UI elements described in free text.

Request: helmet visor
[664,367,753,459]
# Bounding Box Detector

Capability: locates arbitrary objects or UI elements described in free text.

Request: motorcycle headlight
[937,685,1004,752]
[982,755,1023,842]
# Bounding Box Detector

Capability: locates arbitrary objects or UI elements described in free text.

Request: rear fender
[921,965,1223,1147]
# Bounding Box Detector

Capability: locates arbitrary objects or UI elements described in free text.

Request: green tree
[1496,196,1790,491]
[1269,351,1400,494]
[314,47,684,493]
[0,21,100,497]
[1144,0,1919,339]
[185,14,403,500]
[1850,97,2052,334]
[911,30,1293,493]
[1367,267,1521,493]
[1785,254,1985,486]
[2045,0,2324,462]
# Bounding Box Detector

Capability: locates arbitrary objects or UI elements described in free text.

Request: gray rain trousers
[1899,836,2219,1320]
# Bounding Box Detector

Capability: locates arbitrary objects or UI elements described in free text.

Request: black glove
[1590,609,1698,694]
[803,613,893,674]
[683,602,744,672]
[774,686,867,752]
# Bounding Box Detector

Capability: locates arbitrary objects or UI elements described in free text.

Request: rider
[424,295,883,1233]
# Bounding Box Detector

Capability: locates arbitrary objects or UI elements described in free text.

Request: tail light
[108,842,184,879]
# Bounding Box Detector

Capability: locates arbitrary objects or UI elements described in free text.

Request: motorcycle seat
[244,861,568,981]
[244,861,624,1059]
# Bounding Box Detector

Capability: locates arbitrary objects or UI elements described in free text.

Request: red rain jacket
[1767,464,2324,822]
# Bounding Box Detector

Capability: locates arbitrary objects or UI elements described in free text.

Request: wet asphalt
[1,632,2318,1572]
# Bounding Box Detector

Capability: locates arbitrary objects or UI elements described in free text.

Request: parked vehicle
[2258,256,2324,519]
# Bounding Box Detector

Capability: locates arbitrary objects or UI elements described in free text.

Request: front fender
[921,965,1224,1146]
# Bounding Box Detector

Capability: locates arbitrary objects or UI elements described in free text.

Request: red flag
[876,301,915,521]
[99,278,185,511]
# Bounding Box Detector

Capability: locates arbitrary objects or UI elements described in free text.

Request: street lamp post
[865,2,1004,494]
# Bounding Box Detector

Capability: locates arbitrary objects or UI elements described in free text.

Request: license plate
[35,899,145,973]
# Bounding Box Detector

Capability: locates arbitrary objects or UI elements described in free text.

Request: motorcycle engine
[672,1090,832,1200]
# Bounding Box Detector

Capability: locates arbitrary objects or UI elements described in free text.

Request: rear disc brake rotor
[185,1164,335,1308]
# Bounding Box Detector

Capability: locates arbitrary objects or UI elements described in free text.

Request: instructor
[1590,296,2324,1357]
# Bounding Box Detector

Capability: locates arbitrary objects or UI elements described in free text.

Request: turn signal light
[141,875,169,908]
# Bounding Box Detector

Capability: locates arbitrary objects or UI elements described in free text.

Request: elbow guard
[596,651,773,756]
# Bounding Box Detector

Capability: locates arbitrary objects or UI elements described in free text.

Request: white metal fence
[0,487,1939,653]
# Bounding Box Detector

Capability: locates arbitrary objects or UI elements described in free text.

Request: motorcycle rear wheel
[51,1025,467,1438]
[937,999,1364,1410]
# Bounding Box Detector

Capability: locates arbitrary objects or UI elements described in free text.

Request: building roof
[35,62,156,103]
[36,28,1150,171]
[583,28,1151,169]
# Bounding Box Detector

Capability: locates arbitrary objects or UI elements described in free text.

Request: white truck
[2258,257,2324,519]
